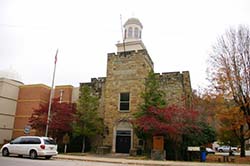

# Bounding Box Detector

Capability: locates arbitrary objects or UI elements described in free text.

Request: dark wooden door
[116,136,131,153]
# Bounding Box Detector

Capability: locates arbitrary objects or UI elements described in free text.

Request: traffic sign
[24,125,31,134]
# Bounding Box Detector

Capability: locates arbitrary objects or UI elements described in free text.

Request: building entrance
[115,130,131,153]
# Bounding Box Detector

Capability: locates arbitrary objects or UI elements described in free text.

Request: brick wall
[12,84,50,138]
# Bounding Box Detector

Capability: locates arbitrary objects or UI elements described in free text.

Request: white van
[1,136,58,159]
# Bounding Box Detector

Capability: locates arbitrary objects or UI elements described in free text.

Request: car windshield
[43,138,56,145]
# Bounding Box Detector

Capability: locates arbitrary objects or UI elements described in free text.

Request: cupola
[123,17,143,42]
[116,17,146,53]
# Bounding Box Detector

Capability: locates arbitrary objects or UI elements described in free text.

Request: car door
[19,137,31,155]
[8,137,22,154]
[16,137,30,155]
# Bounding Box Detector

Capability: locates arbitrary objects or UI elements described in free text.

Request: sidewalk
[54,153,250,166]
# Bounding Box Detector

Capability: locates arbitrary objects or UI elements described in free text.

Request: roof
[124,17,143,28]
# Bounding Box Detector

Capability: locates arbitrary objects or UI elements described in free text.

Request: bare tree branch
[208,25,250,157]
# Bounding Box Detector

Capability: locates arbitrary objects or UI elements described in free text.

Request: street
[2,154,250,166]
[0,156,129,166]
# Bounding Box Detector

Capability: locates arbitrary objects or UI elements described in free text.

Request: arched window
[134,27,139,38]
[128,27,133,38]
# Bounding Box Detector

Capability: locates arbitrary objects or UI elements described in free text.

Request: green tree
[184,121,216,146]
[72,85,103,152]
[208,25,250,157]
[137,70,166,116]
[134,70,166,151]
[218,128,239,147]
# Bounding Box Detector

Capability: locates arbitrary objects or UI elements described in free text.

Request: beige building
[0,79,79,143]
[81,18,192,153]
[0,78,23,144]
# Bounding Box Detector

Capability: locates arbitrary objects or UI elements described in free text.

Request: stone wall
[103,49,153,149]
[80,49,193,152]
[157,71,192,108]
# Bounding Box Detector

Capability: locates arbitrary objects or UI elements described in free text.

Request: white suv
[217,145,237,152]
[1,136,58,159]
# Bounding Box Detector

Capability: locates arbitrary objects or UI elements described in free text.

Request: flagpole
[120,14,126,53]
[45,49,58,137]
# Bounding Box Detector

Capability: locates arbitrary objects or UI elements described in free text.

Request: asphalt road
[0,156,129,166]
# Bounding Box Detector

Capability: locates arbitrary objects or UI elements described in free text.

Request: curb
[54,155,181,165]
[54,154,238,166]
[54,155,162,165]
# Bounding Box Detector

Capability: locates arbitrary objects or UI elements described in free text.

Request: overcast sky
[1,0,250,90]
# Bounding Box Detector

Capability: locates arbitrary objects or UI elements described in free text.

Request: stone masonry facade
[81,49,192,153]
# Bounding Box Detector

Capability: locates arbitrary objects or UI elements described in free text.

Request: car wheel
[2,148,9,157]
[219,149,223,152]
[45,156,52,159]
[30,150,37,159]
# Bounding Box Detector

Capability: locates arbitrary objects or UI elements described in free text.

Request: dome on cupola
[124,17,143,28]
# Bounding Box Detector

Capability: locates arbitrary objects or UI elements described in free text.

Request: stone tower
[80,17,193,154]
[103,18,153,153]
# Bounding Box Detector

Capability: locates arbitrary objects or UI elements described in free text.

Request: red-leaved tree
[134,105,200,158]
[29,98,76,141]
[135,105,199,136]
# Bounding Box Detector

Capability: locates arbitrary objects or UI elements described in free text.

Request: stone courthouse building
[81,18,192,153]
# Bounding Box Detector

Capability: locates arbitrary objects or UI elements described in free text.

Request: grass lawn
[206,154,250,164]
